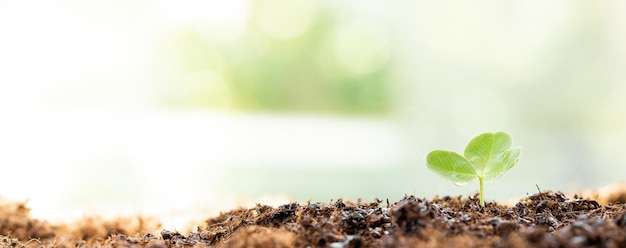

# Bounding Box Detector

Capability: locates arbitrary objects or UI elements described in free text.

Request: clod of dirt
[1,189,626,247]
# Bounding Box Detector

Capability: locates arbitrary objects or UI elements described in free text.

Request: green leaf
[464,132,516,178]
[426,150,477,184]
[483,146,521,181]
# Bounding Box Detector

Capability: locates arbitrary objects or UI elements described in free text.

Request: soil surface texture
[1,189,626,247]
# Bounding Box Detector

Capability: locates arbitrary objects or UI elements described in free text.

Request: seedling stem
[479,176,484,207]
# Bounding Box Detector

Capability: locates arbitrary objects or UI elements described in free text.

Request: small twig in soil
[536,184,544,200]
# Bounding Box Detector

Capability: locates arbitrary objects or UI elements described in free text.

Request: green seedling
[426,132,521,207]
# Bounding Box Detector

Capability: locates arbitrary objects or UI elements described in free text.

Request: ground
[1,187,625,247]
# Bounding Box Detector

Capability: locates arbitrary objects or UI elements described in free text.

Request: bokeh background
[1,0,626,228]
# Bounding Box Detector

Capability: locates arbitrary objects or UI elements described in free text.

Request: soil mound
[1,190,625,247]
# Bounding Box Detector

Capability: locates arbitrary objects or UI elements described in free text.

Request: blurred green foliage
[164,4,392,115]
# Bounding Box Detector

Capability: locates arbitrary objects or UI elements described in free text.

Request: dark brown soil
[1,188,626,247]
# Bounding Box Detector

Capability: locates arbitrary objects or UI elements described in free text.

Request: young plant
[426,132,521,207]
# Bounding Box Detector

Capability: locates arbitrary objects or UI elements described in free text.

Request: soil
[1,187,626,247]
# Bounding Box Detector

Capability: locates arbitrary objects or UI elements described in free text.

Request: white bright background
[1,0,626,230]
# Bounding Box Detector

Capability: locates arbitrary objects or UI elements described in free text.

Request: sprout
[426,132,521,207]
